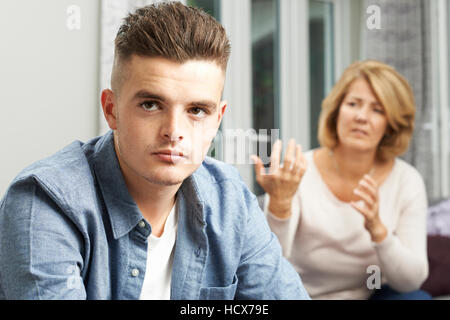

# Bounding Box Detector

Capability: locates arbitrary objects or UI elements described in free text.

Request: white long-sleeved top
[264,150,429,300]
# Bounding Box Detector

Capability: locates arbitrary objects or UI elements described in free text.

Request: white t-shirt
[139,203,178,300]
[265,150,429,300]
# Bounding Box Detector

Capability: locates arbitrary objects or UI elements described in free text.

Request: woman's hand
[252,139,307,219]
[350,174,388,243]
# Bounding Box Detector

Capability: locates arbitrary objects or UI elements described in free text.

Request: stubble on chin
[141,171,186,186]
[118,148,189,187]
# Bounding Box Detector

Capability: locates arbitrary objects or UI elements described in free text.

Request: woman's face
[336,78,388,153]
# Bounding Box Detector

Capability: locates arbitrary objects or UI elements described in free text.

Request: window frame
[437,0,450,197]
[220,0,310,192]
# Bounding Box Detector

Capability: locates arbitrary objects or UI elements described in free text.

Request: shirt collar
[92,131,144,239]
[179,175,206,227]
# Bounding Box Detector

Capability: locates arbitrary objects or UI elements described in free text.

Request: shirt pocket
[199,275,238,300]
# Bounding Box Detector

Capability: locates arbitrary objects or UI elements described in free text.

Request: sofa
[421,198,450,299]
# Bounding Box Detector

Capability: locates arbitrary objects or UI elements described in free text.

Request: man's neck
[118,160,182,237]
[129,175,180,237]
[131,181,179,237]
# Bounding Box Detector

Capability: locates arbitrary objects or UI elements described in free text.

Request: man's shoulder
[8,135,103,204]
[191,157,256,204]
[194,156,244,186]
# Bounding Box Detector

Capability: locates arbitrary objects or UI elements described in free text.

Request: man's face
[102,55,227,186]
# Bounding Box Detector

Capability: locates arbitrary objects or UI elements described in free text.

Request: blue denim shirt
[0,131,310,300]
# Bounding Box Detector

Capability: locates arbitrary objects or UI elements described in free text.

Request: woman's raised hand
[350,174,388,243]
[252,139,307,219]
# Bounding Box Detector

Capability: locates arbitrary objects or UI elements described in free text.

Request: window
[187,0,222,160]
[218,0,309,194]
[251,0,280,195]
[251,0,279,135]
[309,0,335,149]
[187,0,220,18]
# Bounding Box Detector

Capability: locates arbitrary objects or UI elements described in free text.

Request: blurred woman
[253,60,431,299]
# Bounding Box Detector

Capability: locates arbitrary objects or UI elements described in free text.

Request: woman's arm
[373,171,429,292]
[252,139,307,258]
[264,192,302,258]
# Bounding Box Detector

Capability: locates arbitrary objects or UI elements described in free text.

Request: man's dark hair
[111,1,231,93]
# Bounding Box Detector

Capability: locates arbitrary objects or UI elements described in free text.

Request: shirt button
[138,220,146,228]
[131,268,140,277]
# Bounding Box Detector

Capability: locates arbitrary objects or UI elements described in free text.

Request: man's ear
[217,100,227,127]
[101,89,118,130]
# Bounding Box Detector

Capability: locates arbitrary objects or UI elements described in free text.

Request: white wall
[0,0,100,196]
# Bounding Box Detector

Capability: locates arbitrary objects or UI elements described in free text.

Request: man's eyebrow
[133,90,166,101]
[133,90,217,110]
[191,101,217,111]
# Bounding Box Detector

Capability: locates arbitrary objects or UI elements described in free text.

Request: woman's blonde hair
[318,60,416,161]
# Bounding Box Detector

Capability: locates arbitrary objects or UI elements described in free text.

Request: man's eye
[140,101,159,111]
[190,107,207,118]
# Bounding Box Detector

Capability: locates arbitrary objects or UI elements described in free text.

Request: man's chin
[144,176,185,186]
[142,168,195,186]
[137,160,202,186]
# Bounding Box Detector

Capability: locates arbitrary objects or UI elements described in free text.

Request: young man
[0,2,309,300]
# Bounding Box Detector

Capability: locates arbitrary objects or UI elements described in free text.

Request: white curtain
[98,0,185,134]
[362,0,438,201]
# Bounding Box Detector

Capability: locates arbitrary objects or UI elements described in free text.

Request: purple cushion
[427,199,450,237]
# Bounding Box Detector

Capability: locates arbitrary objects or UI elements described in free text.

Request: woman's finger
[350,201,369,219]
[251,155,265,182]
[299,150,308,176]
[363,174,378,189]
[353,188,375,209]
[358,179,377,202]
[291,144,303,174]
[282,139,296,172]
[269,139,282,174]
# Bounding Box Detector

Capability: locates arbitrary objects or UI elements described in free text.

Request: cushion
[427,199,450,237]
[421,235,450,297]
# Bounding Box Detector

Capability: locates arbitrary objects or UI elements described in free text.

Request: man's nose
[160,110,184,142]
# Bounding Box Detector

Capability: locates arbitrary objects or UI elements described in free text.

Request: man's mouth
[152,149,186,163]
